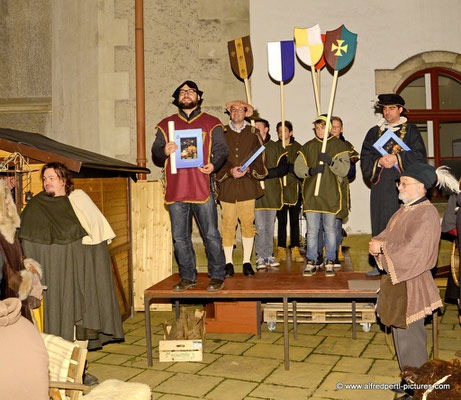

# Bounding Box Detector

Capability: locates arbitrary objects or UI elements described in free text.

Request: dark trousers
[276,199,301,248]
[392,318,427,370]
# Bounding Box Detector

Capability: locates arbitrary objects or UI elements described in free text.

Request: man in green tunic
[274,121,304,264]
[295,115,350,277]
[254,118,288,270]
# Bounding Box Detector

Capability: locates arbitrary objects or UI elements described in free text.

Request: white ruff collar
[377,116,407,132]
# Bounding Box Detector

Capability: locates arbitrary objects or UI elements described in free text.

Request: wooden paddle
[314,25,357,196]
[268,40,295,186]
[294,24,323,116]
[228,36,255,124]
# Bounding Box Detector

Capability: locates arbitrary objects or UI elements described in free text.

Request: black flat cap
[172,80,203,100]
[399,163,436,189]
[377,93,405,107]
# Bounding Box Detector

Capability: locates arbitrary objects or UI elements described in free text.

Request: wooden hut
[0,127,151,320]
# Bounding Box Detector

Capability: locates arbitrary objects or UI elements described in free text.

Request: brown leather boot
[275,246,287,262]
[291,246,304,263]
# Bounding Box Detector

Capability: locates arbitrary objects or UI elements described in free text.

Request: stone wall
[115,0,250,178]
[51,0,130,156]
[0,0,250,176]
[0,0,52,133]
[375,51,461,94]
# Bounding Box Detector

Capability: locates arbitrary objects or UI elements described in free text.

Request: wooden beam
[0,138,82,172]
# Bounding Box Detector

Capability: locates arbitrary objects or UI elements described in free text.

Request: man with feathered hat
[361,93,427,276]
[369,162,442,400]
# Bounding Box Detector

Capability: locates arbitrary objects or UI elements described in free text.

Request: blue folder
[239,145,265,172]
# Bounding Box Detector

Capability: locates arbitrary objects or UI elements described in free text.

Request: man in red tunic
[152,81,228,292]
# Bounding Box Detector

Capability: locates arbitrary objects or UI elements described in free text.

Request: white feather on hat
[435,166,460,194]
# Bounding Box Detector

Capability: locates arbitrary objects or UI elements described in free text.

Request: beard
[45,186,56,197]
[179,98,198,110]
[398,191,410,204]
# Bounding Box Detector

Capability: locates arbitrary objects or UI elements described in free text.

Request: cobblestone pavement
[86,303,461,399]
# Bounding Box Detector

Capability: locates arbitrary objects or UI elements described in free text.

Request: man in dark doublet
[361,93,427,276]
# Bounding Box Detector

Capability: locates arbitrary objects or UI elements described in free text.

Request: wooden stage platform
[144,271,382,369]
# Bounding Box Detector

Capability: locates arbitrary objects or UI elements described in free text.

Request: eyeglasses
[230,107,246,113]
[396,181,420,188]
[179,89,197,96]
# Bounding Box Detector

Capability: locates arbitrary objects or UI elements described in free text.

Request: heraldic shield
[324,25,357,71]
[228,35,254,80]
[315,34,326,70]
[267,40,295,82]
[294,24,323,67]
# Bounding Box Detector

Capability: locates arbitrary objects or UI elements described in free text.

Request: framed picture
[174,128,204,169]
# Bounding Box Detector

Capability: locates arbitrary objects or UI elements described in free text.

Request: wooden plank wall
[131,180,172,311]
[73,177,132,319]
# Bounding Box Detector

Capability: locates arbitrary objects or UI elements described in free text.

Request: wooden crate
[159,339,203,362]
[263,302,376,324]
[160,311,205,362]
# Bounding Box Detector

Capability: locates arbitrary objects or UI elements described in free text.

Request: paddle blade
[324,25,358,71]
[294,24,323,67]
[267,40,295,82]
[228,36,254,80]
[315,34,326,70]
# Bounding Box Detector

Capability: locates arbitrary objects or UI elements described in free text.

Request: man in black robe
[361,94,427,276]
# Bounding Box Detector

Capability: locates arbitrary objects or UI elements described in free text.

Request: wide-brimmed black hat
[172,80,203,100]
[377,93,407,111]
[399,163,436,189]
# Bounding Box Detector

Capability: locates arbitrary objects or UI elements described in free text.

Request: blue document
[174,129,204,169]
[239,145,265,172]
[373,129,410,170]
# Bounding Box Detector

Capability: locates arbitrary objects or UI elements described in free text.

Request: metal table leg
[257,301,261,339]
[283,295,290,370]
[175,300,180,319]
[433,311,438,359]
[144,296,153,367]
[352,301,357,339]
[293,300,297,340]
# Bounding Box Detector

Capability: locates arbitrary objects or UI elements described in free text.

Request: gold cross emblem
[331,40,348,56]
